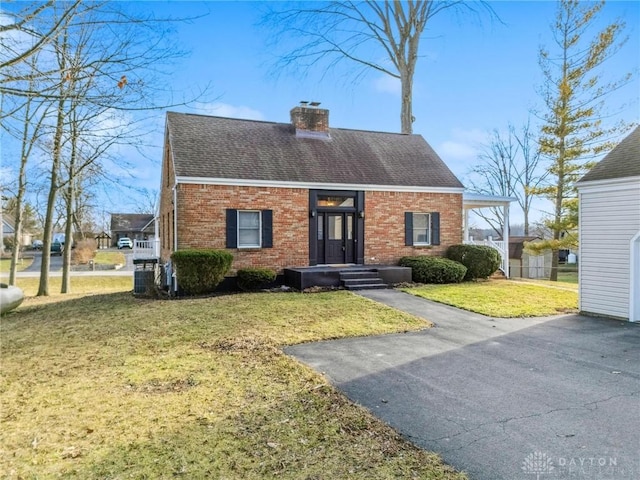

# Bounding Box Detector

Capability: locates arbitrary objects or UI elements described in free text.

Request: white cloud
[437,128,488,161]
[438,140,477,160]
[372,75,401,96]
[193,102,265,121]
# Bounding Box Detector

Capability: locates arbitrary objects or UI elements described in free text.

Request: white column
[502,203,510,278]
[464,208,469,242]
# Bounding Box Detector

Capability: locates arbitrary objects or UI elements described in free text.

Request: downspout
[172,184,178,293]
[173,184,178,251]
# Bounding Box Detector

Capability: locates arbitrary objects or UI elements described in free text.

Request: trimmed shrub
[399,256,467,284]
[171,249,233,295]
[237,267,277,291]
[3,236,15,251]
[446,244,501,280]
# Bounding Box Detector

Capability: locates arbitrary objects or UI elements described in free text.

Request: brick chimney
[290,101,330,138]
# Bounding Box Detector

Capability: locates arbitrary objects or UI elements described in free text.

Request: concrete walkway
[286,289,640,480]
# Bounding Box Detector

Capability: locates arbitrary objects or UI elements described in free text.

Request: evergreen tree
[530,0,633,280]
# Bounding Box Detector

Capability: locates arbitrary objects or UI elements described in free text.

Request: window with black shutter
[226,209,273,249]
[405,212,440,246]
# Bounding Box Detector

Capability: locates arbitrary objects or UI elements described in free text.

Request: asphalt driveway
[285,290,640,480]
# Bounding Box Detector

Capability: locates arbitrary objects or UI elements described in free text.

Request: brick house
[159,103,466,287]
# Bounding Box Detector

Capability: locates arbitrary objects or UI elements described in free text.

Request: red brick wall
[364,191,463,263]
[159,181,463,272]
[174,184,309,272]
[159,138,175,263]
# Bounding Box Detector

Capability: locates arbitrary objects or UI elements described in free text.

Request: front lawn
[402,280,578,317]
[14,275,131,299]
[0,257,33,273]
[1,288,464,479]
[93,250,125,266]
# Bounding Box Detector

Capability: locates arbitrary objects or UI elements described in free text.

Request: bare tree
[135,188,159,215]
[514,121,545,235]
[1,54,52,285]
[467,127,518,237]
[3,2,207,296]
[467,121,546,237]
[0,1,81,72]
[530,0,633,281]
[264,1,495,134]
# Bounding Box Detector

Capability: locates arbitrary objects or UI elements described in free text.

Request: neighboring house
[159,103,467,285]
[2,214,33,247]
[507,236,552,279]
[110,213,155,246]
[576,126,640,322]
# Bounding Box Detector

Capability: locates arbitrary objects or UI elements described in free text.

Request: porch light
[359,211,365,219]
[310,209,316,218]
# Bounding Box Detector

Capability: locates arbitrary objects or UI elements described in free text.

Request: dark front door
[317,213,355,264]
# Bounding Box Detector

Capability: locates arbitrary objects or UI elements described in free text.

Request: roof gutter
[174,176,464,194]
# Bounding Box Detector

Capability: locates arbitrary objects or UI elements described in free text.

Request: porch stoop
[340,270,387,290]
[284,265,411,290]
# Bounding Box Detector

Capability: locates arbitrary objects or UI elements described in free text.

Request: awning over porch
[462,192,516,278]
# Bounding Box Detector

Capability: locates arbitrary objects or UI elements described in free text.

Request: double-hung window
[405,211,440,246]
[226,209,273,249]
[237,211,261,248]
[412,213,430,246]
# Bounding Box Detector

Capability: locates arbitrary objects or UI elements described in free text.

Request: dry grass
[0,257,33,273]
[14,276,131,300]
[93,250,125,265]
[402,279,578,317]
[1,286,464,479]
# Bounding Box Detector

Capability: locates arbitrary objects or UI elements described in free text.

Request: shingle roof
[110,213,154,232]
[579,126,640,183]
[166,112,464,189]
[508,236,542,259]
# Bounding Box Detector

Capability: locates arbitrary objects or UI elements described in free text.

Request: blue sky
[3,1,640,228]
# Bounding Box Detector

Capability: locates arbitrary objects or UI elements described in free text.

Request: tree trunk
[9,192,24,286]
[61,184,73,293]
[37,97,65,296]
[61,130,77,293]
[400,69,413,134]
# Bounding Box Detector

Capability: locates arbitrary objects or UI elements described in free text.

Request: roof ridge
[166,110,415,136]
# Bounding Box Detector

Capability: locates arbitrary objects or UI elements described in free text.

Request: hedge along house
[576,126,640,322]
[159,103,466,290]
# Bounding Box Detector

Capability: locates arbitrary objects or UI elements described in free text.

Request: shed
[95,231,112,249]
[507,236,552,279]
[576,126,640,322]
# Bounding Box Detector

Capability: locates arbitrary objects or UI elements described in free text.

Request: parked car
[117,237,133,249]
[50,241,63,256]
[32,239,43,250]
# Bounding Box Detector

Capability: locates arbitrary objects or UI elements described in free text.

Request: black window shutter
[226,209,237,248]
[261,210,273,248]
[431,212,440,245]
[405,212,413,246]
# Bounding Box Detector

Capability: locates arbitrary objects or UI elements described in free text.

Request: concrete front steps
[283,265,411,290]
[340,270,387,290]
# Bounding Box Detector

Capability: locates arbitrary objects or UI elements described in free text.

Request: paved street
[286,290,640,480]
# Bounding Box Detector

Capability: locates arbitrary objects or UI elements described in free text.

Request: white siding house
[576,127,640,322]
